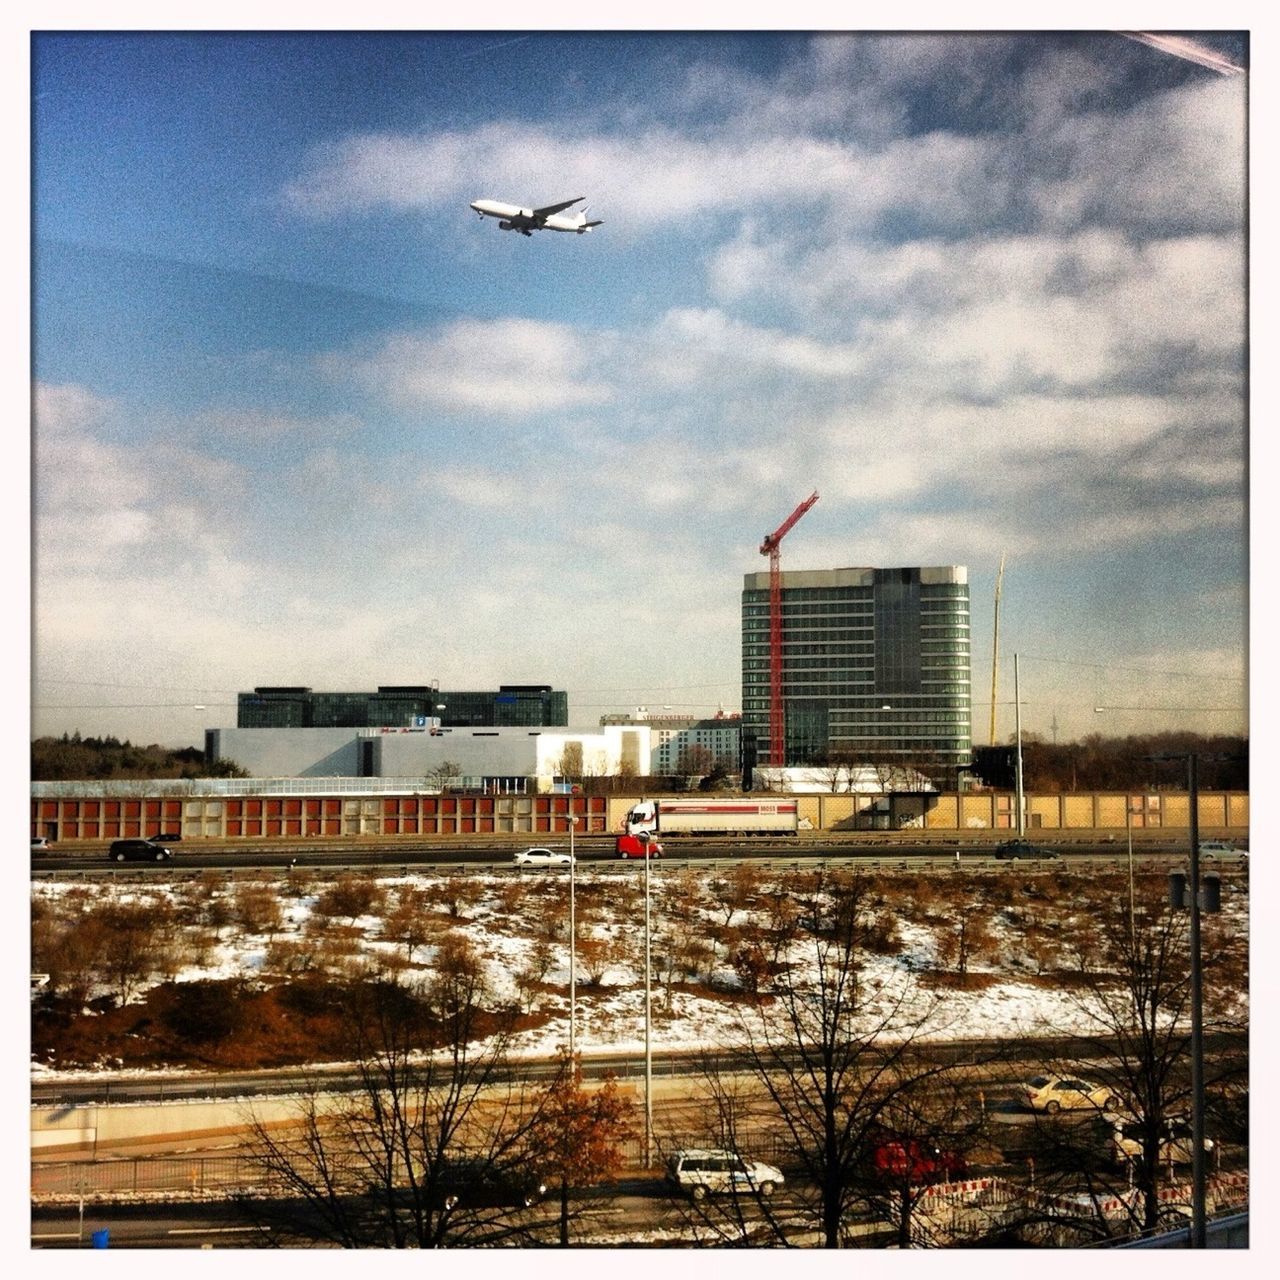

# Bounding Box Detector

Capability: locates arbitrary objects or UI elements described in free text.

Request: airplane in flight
[469,196,603,236]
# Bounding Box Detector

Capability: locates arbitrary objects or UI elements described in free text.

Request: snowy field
[31,863,1249,1078]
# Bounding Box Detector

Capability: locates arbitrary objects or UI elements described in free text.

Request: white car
[31,836,50,851]
[1112,1117,1214,1166]
[666,1148,784,1201]
[513,847,574,869]
[1199,841,1244,858]
[1024,1074,1119,1114]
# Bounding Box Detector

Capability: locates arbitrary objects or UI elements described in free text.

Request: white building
[205,723,652,792]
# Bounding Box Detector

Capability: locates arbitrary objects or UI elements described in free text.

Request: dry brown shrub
[314,874,386,924]
[233,882,284,936]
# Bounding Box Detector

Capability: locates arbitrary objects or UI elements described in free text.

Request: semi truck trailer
[617,797,798,854]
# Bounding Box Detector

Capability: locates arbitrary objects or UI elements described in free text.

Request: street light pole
[1126,798,1135,945]
[569,813,579,1060]
[638,829,653,1168]
[1187,753,1207,1249]
[1013,653,1025,837]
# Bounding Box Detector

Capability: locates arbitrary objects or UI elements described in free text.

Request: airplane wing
[532,196,584,220]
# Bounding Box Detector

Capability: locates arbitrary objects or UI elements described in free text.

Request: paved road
[33,837,1227,877]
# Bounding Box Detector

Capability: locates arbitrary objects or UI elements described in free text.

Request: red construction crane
[759,490,819,766]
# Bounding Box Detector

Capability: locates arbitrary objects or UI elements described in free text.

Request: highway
[31,836,1234,877]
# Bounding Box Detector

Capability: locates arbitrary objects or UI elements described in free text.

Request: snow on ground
[31,866,1249,1076]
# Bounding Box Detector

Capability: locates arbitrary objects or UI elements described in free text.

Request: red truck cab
[616,834,663,858]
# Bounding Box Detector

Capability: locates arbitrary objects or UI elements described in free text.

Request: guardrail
[32,851,1233,885]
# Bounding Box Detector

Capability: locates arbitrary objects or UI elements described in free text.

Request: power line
[1014,653,1246,684]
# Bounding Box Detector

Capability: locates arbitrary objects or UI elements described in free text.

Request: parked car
[433,1157,547,1209]
[1111,1116,1215,1166]
[155,831,182,842]
[994,840,1061,860]
[512,846,573,869]
[870,1135,967,1184]
[31,836,50,851]
[108,838,174,863]
[665,1148,784,1201]
[1024,1074,1118,1114]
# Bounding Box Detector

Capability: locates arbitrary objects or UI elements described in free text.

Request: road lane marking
[167,1226,268,1235]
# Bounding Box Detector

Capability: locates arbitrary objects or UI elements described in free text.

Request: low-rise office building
[237,684,568,729]
[205,722,651,792]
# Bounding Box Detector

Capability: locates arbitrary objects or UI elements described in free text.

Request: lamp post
[568,813,579,1059]
[1013,653,1025,837]
[1126,796,1136,944]
[638,829,653,1168]
[1184,753,1207,1249]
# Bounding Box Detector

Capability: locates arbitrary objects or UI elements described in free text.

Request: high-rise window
[741,567,970,773]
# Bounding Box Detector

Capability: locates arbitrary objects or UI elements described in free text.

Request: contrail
[1119,31,1245,76]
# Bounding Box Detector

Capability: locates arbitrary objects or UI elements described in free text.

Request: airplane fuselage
[469,197,601,235]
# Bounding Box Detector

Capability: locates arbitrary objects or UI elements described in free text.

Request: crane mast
[759,491,819,767]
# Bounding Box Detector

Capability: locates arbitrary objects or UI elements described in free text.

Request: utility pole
[759,491,819,767]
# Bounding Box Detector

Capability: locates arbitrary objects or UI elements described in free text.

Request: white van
[665,1148,784,1201]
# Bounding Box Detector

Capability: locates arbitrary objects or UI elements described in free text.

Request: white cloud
[33,383,112,436]
[342,319,613,416]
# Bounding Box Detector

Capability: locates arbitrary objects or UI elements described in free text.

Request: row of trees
[213,867,1245,1248]
[31,734,247,781]
[1016,732,1248,792]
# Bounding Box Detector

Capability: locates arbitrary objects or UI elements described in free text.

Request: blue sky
[29,27,1249,747]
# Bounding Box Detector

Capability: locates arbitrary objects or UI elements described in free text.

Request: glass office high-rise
[741,566,970,774]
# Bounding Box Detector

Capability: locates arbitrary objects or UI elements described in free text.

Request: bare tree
[724,870,957,1247]
[677,743,715,780]
[97,900,166,1005]
[239,966,545,1247]
[381,884,438,964]
[935,910,997,981]
[313,874,386,927]
[425,760,463,792]
[1020,876,1247,1240]
[708,862,762,928]
[425,875,484,921]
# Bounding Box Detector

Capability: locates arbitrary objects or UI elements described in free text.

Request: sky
[27,21,1251,749]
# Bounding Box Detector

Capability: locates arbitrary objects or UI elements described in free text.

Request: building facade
[741,565,970,775]
[204,723,650,792]
[237,684,568,730]
[599,709,741,774]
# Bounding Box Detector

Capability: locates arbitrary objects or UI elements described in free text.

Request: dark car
[433,1158,546,1210]
[108,839,174,863]
[994,840,1061,860]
